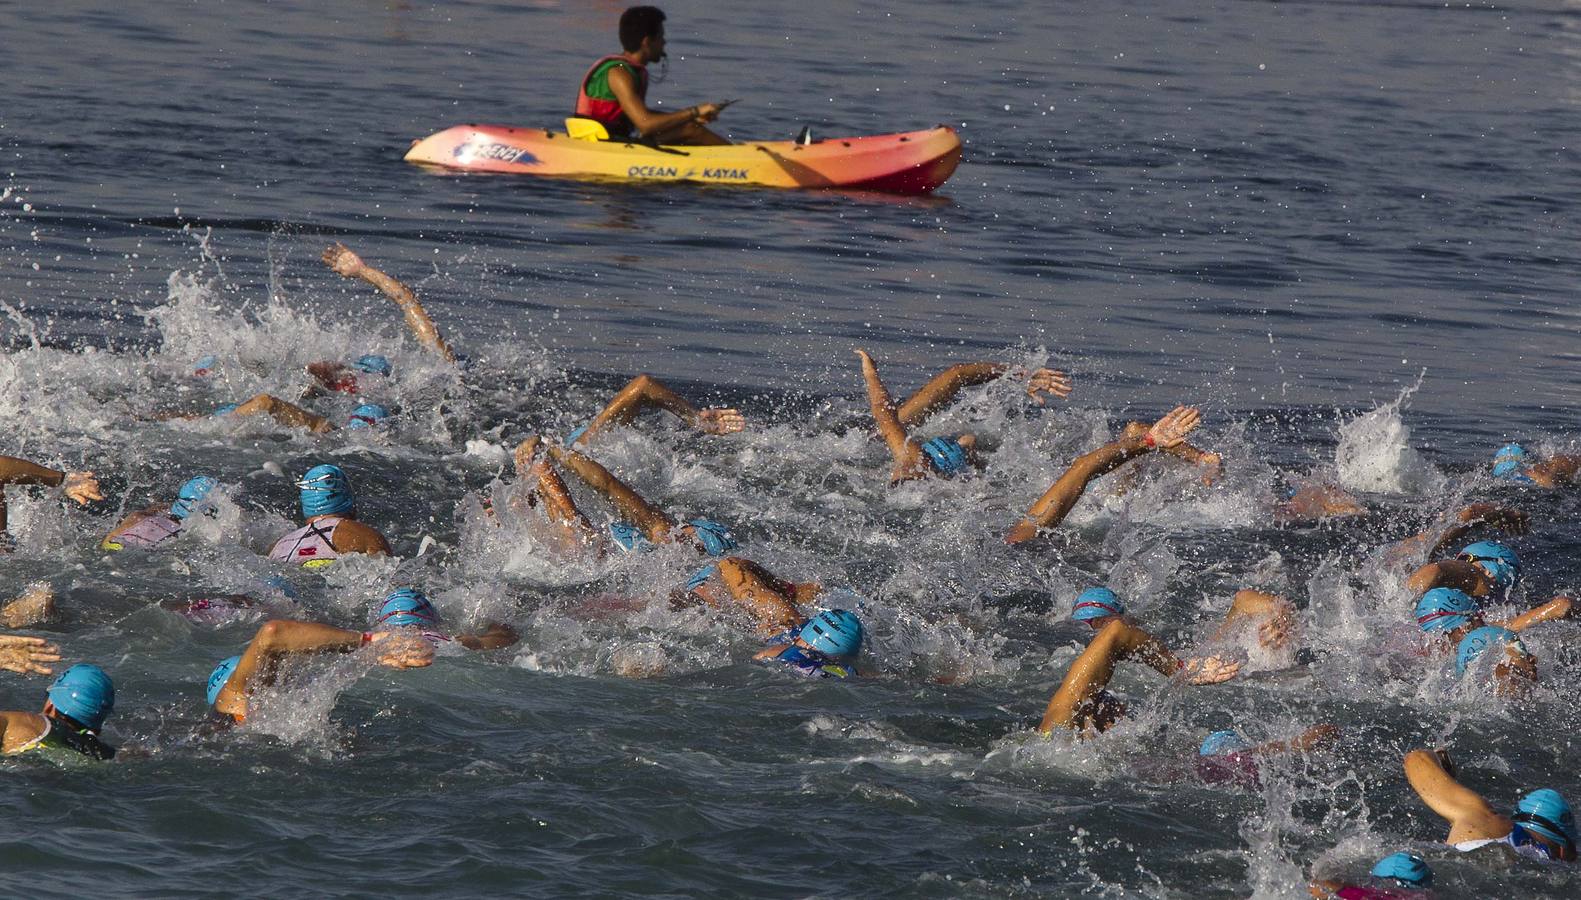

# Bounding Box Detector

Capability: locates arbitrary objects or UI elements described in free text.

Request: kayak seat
[565,118,611,141]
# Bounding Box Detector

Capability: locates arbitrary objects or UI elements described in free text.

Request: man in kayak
[576,6,729,145]
[1,455,102,550]
[1403,746,1575,863]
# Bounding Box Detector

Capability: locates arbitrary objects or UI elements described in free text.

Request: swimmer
[1006,406,1216,544]
[1196,724,1339,787]
[320,242,456,362]
[564,374,745,447]
[1489,442,1580,488]
[0,630,61,675]
[0,455,103,549]
[206,618,433,725]
[1073,587,1297,654]
[1412,586,1572,647]
[0,663,116,760]
[1388,501,1528,566]
[1452,625,1536,695]
[1405,537,1525,601]
[854,348,1073,483]
[1,583,56,629]
[1309,851,1433,898]
[374,588,519,651]
[1403,747,1575,863]
[1038,618,1241,735]
[751,608,864,679]
[101,475,219,551]
[304,354,395,396]
[1274,480,1369,524]
[223,395,389,434]
[268,464,392,567]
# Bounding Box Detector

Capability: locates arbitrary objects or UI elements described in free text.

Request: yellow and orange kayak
[403,124,962,194]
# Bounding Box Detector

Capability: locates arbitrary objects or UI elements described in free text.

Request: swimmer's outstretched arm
[456,623,520,651]
[1402,748,1511,844]
[1007,407,1201,544]
[322,243,456,362]
[895,363,1073,427]
[1397,503,1531,560]
[697,557,805,638]
[0,456,102,533]
[1211,589,1297,651]
[231,394,333,434]
[1495,596,1575,632]
[1527,453,1581,488]
[1243,724,1340,756]
[0,583,55,630]
[512,437,600,550]
[548,445,676,542]
[856,349,930,479]
[0,632,61,676]
[571,375,744,446]
[1039,619,1238,733]
[213,619,432,719]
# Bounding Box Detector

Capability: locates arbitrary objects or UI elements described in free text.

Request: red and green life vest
[575,55,648,137]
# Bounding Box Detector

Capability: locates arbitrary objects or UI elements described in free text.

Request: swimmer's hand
[1022,368,1073,404]
[1457,502,1529,535]
[697,407,745,435]
[1144,406,1201,450]
[322,242,366,279]
[367,630,435,668]
[63,471,104,506]
[1182,655,1241,685]
[513,435,543,476]
[0,583,55,629]
[0,634,62,676]
[1258,601,1297,651]
[1432,747,1457,779]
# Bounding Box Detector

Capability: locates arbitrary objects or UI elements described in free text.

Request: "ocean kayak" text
[627,166,750,180]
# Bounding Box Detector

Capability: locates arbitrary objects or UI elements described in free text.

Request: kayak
[403,124,962,194]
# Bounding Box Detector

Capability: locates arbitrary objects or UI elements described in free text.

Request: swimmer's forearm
[549,446,675,537]
[359,266,455,361]
[0,456,64,487]
[896,363,1007,426]
[1499,596,1574,632]
[1008,435,1151,542]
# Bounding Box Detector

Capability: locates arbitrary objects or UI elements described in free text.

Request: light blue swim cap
[563,423,590,447]
[345,403,388,430]
[608,521,654,553]
[1199,730,1252,757]
[1492,443,1529,481]
[686,518,737,557]
[1458,541,1520,591]
[1455,625,1525,676]
[1072,587,1125,622]
[207,655,242,707]
[352,354,392,376]
[170,475,219,520]
[192,354,218,375]
[1515,788,1577,852]
[296,464,355,518]
[799,609,863,659]
[685,563,718,593]
[1413,588,1478,633]
[47,664,115,731]
[377,587,440,628]
[213,403,240,416]
[1370,852,1432,886]
[921,436,969,476]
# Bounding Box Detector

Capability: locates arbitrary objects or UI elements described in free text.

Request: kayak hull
[403,125,962,194]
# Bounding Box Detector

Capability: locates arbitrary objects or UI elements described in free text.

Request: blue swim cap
[685,563,718,593]
[1414,588,1478,633]
[1458,541,1520,591]
[213,403,240,416]
[921,436,969,475]
[1455,626,1525,676]
[686,518,737,557]
[192,354,218,375]
[608,521,654,553]
[1492,443,1529,480]
[345,403,388,430]
[296,464,355,518]
[170,475,219,520]
[352,354,392,376]
[1199,730,1252,757]
[1072,587,1125,622]
[47,664,115,731]
[563,423,590,447]
[1370,852,1432,886]
[1515,788,1577,853]
[798,609,863,659]
[377,587,441,628]
[207,655,242,707]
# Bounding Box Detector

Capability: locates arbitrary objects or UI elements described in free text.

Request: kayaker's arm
[322,243,456,362]
[606,66,729,145]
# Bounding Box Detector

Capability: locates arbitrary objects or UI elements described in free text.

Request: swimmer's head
[352,354,392,377]
[798,609,863,660]
[1071,587,1125,626]
[345,403,388,430]
[213,403,240,416]
[1199,730,1252,757]
[1458,541,1521,591]
[1454,625,1530,677]
[1492,443,1530,481]
[377,587,441,628]
[1514,788,1578,861]
[1369,852,1432,887]
[296,464,355,518]
[1414,587,1479,633]
[46,664,115,732]
[170,475,219,520]
[684,518,736,557]
[921,436,970,476]
[206,655,242,707]
[191,354,218,377]
[608,521,654,553]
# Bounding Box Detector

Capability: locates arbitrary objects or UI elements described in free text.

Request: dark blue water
[3,1,1580,896]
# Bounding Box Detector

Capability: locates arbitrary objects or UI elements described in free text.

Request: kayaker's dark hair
[620,6,666,52]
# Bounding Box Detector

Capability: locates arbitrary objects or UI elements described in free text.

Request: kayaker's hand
[322,242,366,279]
[695,103,723,123]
